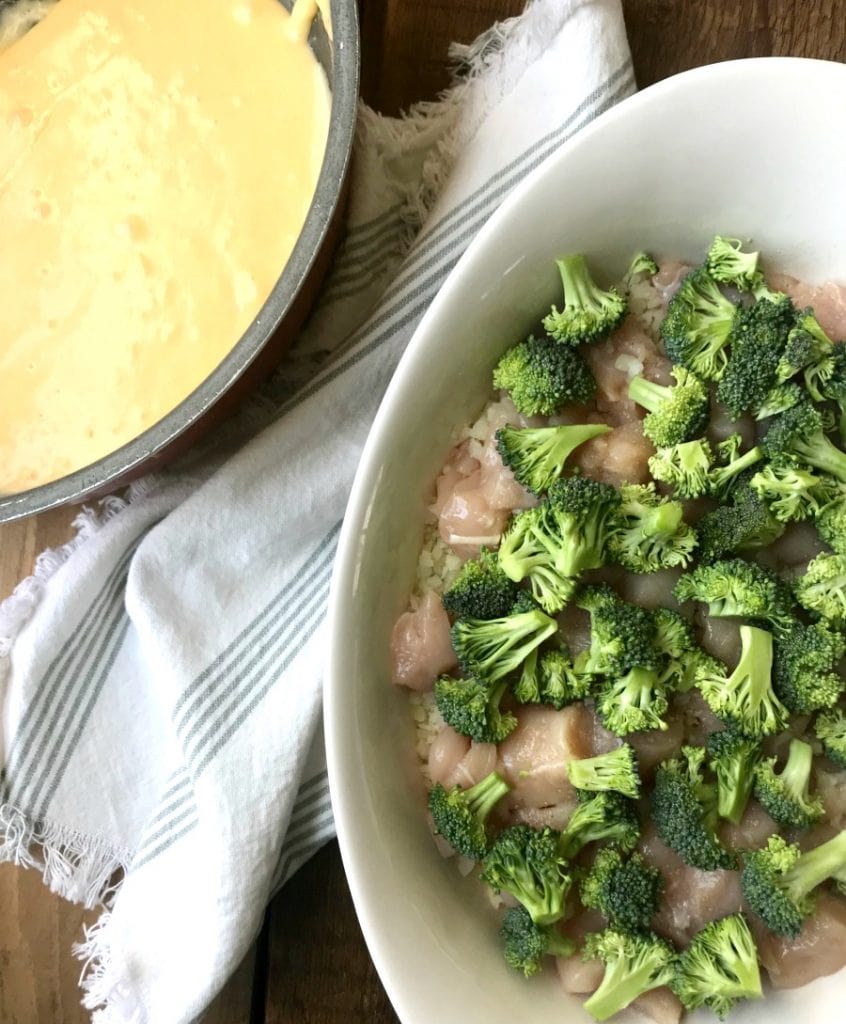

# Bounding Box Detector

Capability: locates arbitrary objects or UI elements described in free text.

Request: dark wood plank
[623,0,846,88]
[359,0,524,112]
[263,842,398,1024]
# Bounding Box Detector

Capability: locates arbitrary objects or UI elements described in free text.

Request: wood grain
[262,843,399,1024]
[3,1,846,1022]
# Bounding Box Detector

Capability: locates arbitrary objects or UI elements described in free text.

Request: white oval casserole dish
[326,58,846,1024]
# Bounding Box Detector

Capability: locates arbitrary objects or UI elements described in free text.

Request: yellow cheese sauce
[0,0,331,493]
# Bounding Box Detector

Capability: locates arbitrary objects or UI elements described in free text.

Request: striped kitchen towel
[0,1,634,1021]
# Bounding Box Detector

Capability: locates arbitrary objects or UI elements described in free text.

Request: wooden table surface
[2,2,846,1022]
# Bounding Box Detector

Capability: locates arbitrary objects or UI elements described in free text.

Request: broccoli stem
[794,433,846,483]
[556,255,601,313]
[784,830,846,903]
[627,377,671,414]
[466,771,513,822]
[584,948,668,1021]
[779,739,814,807]
[711,446,763,492]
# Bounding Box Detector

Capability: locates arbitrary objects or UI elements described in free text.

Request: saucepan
[0,0,359,523]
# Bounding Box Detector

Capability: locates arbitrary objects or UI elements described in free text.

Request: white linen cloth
[0,2,634,1021]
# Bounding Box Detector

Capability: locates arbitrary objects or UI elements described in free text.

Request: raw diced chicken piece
[436,468,511,554]
[759,521,827,569]
[639,823,685,872]
[656,866,744,946]
[430,441,479,516]
[816,766,846,829]
[478,430,536,512]
[557,908,607,994]
[629,715,686,778]
[750,892,846,989]
[652,261,690,305]
[639,824,743,945]
[696,613,742,670]
[571,421,655,486]
[769,273,846,340]
[706,396,756,449]
[557,603,594,656]
[390,591,457,691]
[427,725,497,789]
[511,802,578,831]
[587,709,621,757]
[720,801,779,852]
[631,987,683,1024]
[498,704,593,811]
[618,568,683,610]
[556,954,604,995]
[676,691,724,746]
[584,315,673,423]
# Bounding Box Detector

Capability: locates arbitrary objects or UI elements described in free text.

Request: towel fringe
[0,803,129,908]
[0,478,159,687]
[74,912,144,1023]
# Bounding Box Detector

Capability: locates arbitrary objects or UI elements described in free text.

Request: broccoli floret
[716,297,797,417]
[750,462,830,522]
[775,315,835,400]
[649,438,714,498]
[495,423,611,496]
[772,620,845,714]
[595,667,669,736]
[706,729,762,824]
[660,267,738,380]
[752,739,824,830]
[441,548,519,620]
[576,585,659,676]
[428,771,512,859]
[481,825,571,926]
[536,648,593,709]
[652,608,703,691]
[822,343,846,443]
[674,557,794,631]
[546,477,622,578]
[500,905,575,977]
[513,647,592,709]
[557,790,641,859]
[626,251,659,281]
[542,254,627,345]
[754,380,804,421]
[652,745,735,870]
[696,483,784,562]
[580,847,663,933]
[573,585,659,679]
[566,744,641,799]
[762,398,846,483]
[816,708,846,768]
[741,831,846,938]
[608,483,697,573]
[649,434,760,499]
[450,602,557,682]
[673,913,763,1020]
[434,675,517,743]
[492,334,597,416]
[695,624,788,738]
[708,434,764,497]
[795,552,846,623]
[582,928,677,1022]
[497,505,578,614]
[817,493,846,554]
[628,367,709,446]
[653,606,695,660]
[705,236,761,290]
